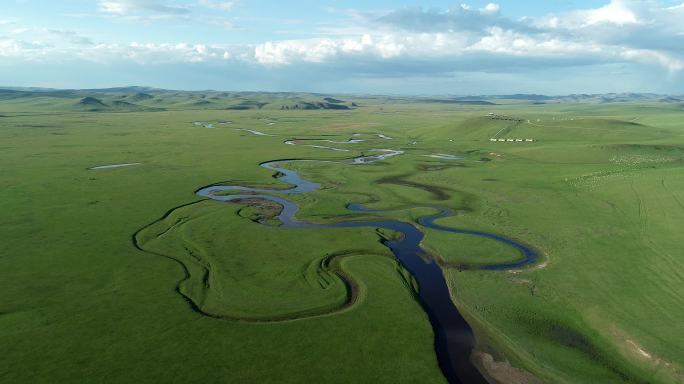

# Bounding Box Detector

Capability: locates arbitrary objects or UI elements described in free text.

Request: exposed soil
[234,198,283,224]
[472,352,542,384]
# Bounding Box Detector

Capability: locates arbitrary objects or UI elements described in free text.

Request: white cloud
[199,0,237,11]
[1,27,94,52]
[99,0,131,15]
[97,0,189,16]
[466,27,594,56]
[0,38,47,57]
[84,42,231,64]
[585,0,639,25]
[0,36,231,64]
[376,5,526,34]
[2,0,683,78]
[537,0,643,28]
[93,0,237,28]
[253,33,473,65]
[97,0,240,17]
[480,3,500,14]
[621,49,684,72]
[666,2,684,10]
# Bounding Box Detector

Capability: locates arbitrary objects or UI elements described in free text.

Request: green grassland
[1,90,683,383]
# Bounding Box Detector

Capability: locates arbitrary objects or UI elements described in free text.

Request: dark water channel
[196,160,538,384]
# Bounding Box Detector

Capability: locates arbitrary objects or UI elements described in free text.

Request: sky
[1,0,684,94]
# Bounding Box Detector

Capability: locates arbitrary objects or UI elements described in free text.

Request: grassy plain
[1,90,683,383]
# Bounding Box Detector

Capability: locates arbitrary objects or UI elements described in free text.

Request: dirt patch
[234,198,283,224]
[604,324,684,382]
[472,351,543,384]
[508,277,537,296]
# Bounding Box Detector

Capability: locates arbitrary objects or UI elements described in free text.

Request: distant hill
[110,100,162,111]
[77,96,108,111]
[417,98,496,105]
[73,96,164,112]
[491,94,553,101]
[82,86,162,94]
[127,92,154,102]
[280,101,351,110]
[0,87,682,113]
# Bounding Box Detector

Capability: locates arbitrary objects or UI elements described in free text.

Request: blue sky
[1,0,683,94]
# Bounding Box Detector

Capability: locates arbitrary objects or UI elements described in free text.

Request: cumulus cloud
[94,42,229,63]
[0,27,94,60]
[253,33,471,65]
[585,0,639,25]
[480,3,500,14]
[0,36,231,64]
[529,0,684,70]
[535,0,643,28]
[3,0,684,80]
[98,0,190,15]
[249,0,684,75]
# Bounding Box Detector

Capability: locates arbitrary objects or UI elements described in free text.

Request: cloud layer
[1,0,683,93]
[248,1,684,75]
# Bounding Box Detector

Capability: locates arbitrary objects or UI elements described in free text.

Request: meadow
[1,90,683,383]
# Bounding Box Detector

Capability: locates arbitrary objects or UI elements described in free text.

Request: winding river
[195,158,539,384]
